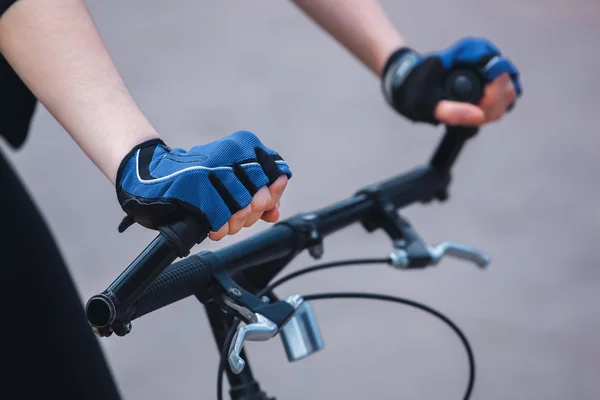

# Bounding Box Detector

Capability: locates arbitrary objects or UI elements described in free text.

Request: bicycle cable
[216,258,475,400]
[302,292,475,400]
[260,258,390,296]
[217,258,387,400]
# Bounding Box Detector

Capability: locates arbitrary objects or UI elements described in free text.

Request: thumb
[434,100,485,126]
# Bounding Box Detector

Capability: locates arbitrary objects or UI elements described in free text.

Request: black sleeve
[0,0,18,18]
[1,151,123,400]
[0,1,37,149]
[0,54,37,149]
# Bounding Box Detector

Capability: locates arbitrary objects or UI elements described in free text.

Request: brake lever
[389,241,490,269]
[227,294,309,374]
[428,242,490,268]
[228,313,278,374]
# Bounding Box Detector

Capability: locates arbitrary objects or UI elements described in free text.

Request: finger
[209,222,229,241]
[244,186,272,227]
[479,73,511,123]
[503,78,517,109]
[255,147,285,185]
[484,56,515,81]
[484,56,521,93]
[266,175,288,210]
[434,100,485,126]
[505,58,522,97]
[512,75,523,97]
[274,160,292,180]
[208,171,251,233]
[453,37,500,67]
[260,202,280,223]
[227,204,252,236]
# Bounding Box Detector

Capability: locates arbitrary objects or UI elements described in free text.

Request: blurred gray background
[3,0,600,399]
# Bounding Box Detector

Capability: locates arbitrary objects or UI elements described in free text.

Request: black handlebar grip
[444,69,485,105]
[86,216,211,328]
[429,70,486,177]
[131,253,215,320]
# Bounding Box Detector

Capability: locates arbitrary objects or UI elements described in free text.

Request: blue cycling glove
[381,36,522,124]
[116,130,292,232]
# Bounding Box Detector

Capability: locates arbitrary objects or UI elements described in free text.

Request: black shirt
[1,0,38,149]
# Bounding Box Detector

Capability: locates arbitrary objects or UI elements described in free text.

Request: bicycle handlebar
[86,68,486,336]
[132,251,216,320]
[113,167,462,325]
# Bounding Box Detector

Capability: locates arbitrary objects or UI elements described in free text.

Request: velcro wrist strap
[381,47,421,105]
[115,138,167,189]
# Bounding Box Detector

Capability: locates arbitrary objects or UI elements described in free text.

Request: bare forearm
[0,0,159,183]
[292,0,406,76]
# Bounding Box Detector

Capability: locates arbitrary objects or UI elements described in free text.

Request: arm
[0,0,159,184]
[291,0,406,76]
[0,0,289,240]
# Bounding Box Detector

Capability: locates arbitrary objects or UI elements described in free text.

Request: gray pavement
[3,0,600,399]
